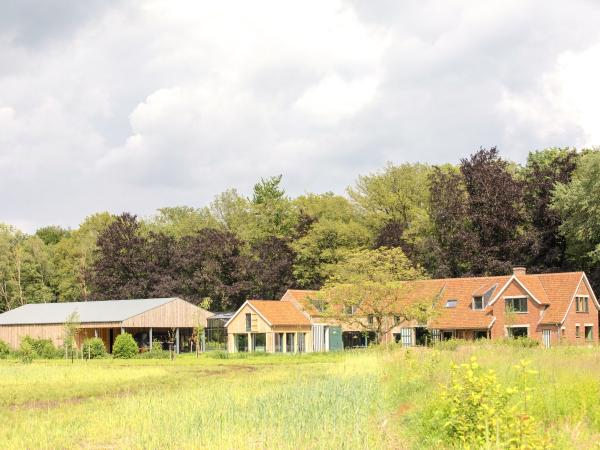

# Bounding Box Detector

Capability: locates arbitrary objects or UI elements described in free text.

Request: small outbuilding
[226,300,312,353]
[0,297,212,353]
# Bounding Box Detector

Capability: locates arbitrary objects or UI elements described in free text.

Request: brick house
[284,268,599,348]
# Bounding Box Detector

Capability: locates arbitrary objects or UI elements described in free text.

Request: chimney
[512,266,526,276]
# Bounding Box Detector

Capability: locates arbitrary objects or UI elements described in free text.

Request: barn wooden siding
[123,298,210,328]
[0,298,210,350]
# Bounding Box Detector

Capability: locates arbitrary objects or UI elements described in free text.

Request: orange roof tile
[247,300,311,326]
[533,272,585,324]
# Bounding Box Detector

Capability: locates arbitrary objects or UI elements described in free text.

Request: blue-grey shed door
[328,326,343,351]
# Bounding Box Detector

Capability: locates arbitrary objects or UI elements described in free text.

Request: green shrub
[504,337,540,348]
[0,339,10,359]
[138,340,170,359]
[112,333,138,359]
[432,338,468,351]
[421,357,545,448]
[82,337,107,359]
[208,350,229,359]
[19,336,62,359]
[18,339,34,363]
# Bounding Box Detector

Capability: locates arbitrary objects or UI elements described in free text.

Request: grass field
[2,344,600,448]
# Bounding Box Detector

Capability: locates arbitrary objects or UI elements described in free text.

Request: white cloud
[1,0,600,230]
[294,74,379,124]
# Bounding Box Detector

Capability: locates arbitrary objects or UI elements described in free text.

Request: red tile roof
[283,271,592,329]
[247,300,311,326]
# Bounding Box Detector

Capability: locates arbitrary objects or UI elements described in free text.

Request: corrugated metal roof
[0,298,177,325]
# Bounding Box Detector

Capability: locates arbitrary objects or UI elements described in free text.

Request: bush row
[0,333,176,361]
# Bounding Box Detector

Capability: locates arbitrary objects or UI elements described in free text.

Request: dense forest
[2,147,600,313]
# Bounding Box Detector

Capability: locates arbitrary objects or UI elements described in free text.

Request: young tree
[63,311,80,362]
[319,247,432,343]
[192,298,211,357]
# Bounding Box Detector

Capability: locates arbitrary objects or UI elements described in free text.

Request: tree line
[1,146,600,312]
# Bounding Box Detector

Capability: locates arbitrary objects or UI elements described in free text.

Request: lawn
[1,344,600,448]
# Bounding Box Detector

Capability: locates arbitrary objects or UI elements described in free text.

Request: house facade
[277,268,599,349]
[225,300,313,353]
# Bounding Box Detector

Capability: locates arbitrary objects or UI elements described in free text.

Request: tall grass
[2,344,600,448]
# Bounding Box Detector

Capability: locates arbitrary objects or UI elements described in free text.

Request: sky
[2,0,600,232]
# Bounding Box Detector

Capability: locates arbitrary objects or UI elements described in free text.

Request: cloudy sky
[2,0,600,231]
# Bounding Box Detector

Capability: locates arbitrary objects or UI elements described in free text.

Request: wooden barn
[0,297,212,353]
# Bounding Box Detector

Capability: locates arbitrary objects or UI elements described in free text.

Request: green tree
[552,150,600,286]
[143,206,218,238]
[35,226,70,245]
[523,148,579,270]
[52,212,115,301]
[249,175,297,241]
[291,193,370,288]
[320,247,431,343]
[348,163,432,257]
[63,311,80,362]
[0,224,25,311]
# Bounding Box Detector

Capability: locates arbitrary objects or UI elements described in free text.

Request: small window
[505,297,528,313]
[245,313,252,332]
[393,315,401,326]
[445,300,458,308]
[310,298,326,312]
[576,296,589,313]
[472,296,484,310]
[575,325,580,338]
[585,326,593,341]
[367,314,374,326]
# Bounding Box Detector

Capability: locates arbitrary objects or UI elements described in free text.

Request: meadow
[1,343,600,448]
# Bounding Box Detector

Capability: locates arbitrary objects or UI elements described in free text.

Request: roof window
[445,299,458,308]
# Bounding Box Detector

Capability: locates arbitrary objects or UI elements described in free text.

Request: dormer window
[445,299,458,308]
[472,296,484,310]
[310,298,326,312]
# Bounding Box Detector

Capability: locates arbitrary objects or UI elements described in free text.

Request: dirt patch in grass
[6,365,258,411]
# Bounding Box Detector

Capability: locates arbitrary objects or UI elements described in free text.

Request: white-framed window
[472,296,484,310]
[505,297,528,313]
[245,313,252,332]
[575,296,589,313]
[445,299,458,308]
[507,326,528,338]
